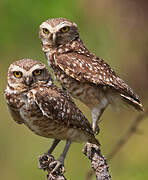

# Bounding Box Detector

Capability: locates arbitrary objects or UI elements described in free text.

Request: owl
[4,58,99,172]
[39,18,144,133]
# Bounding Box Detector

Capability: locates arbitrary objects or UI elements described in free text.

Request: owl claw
[83,142,100,160]
[38,154,54,170]
[49,160,65,174]
[38,154,65,174]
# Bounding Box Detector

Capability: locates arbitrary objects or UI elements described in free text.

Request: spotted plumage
[39,18,144,133]
[4,59,99,169]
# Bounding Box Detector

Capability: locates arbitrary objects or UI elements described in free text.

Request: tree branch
[85,110,147,180]
[83,143,111,180]
[108,110,148,161]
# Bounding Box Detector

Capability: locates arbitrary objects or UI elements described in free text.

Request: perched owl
[39,18,144,133]
[4,59,99,171]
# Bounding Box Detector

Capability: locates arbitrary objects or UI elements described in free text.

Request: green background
[0,0,148,179]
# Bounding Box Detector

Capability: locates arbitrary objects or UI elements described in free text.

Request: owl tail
[121,94,144,111]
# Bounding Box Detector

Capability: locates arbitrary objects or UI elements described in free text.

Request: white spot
[42,45,50,52]
[73,63,77,67]
[106,78,110,82]
[47,80,53,86]
[10,98,13,103]
[110,78,113,82]
[59,74,65,80]
[5,86,19,94]
[61,112,65,117]
[40,88,44,92]
[65,48,69,52]
[58,48,63,53]
[99,75,103,80]
[79,63,83,68]
[89,66,93,71]
[46,50,51,58]
[71,57,76,61]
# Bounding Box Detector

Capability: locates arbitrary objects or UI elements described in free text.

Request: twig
[38,154,66,180]
[85,110,148,180]
[83,143,111,180]
[107,110,148,161]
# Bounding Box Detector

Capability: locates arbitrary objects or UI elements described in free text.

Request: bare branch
[83,143,111,180]
[85,110,147,180]
[108,110,148,161]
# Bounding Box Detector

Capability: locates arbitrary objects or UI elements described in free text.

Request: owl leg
[91,103,108,134]
[58,140,71,164]
[47,139,60,154]
[49,140,71,174]
[38,139,61,170]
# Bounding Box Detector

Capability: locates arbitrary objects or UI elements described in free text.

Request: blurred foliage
[0,0,148,179]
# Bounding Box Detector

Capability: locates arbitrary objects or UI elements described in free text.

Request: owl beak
[24,76,33,86]
[52,33,56,44]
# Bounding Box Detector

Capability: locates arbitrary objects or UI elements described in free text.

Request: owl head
[39,18,79,47]
[7,59,53,92]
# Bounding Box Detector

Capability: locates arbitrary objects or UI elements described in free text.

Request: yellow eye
[61,26,70,33]
[43,28,49,35]
[13,71,22,78]
[33,69,41,76]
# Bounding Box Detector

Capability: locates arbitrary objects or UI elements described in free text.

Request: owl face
[7,59,53,92]
[39,18,79,47]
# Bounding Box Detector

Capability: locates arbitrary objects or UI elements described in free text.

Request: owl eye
[43,28,50,35]
[33,69,41,76]
[13,71,22,78]
[61,26,70,33]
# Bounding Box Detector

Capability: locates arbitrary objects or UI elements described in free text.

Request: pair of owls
[5,18,143,169]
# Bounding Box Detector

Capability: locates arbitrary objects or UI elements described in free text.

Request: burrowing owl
[4,59,99,170]
[39,18,144,133]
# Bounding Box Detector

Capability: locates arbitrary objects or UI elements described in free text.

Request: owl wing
[54,52,143,111]
[31,85,95,135]
[6,105,24,124]
[4,90,24,124]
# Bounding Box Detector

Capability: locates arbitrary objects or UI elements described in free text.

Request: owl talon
[83,142,100,159]
[38,154,55,170]
[49,160,65,174]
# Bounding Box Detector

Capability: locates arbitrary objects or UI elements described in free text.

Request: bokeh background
[0,0,148,179]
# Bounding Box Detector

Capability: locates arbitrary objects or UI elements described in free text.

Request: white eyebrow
[55,22,70,31]
[9,64,45,76]
[9,65,26,74]
[40,21,72,33]
[29,64,45,72]
[40,22,54,33]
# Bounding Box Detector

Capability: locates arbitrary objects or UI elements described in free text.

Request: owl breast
[18,92,63,138]
[17,90,88,142]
